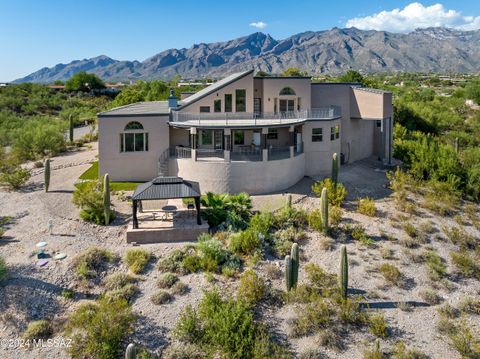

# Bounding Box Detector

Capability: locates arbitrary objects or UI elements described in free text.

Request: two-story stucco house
[98,70,393,194]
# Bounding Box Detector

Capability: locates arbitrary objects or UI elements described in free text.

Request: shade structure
[131,176,201,228]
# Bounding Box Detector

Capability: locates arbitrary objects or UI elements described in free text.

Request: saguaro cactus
[332,152,339,189]
[103,173,111,225]
[69,115,74,143]
[339,245,348,299]
[321,187,329,232]
[125,343,136,359]
[287,194,292,209]
[285,255,292,291]
[44,159,50,192]
[291,243,299,289]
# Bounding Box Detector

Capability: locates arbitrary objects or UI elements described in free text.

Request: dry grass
[419,289,443,305]
[378,263,402,286]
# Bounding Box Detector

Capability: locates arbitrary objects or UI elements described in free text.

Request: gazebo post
[132,200,139,229]
[194,196,202,225]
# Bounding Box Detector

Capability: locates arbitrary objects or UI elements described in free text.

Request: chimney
[168,89,178,109]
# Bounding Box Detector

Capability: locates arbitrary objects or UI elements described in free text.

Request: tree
[281,68,308,77]
[465,81,480,104]
[255,71,270,77]
[60,107,81,142]
[338,70,365,84]
[65,71,105,92]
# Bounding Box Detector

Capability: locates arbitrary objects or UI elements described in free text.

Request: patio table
[161,205,177,221]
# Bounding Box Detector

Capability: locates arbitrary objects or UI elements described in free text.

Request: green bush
[200,192,252,229]
[237,269,266,306]
[65,298,135,359]
[450,251,480,280]
[171,281,189,296]
[447,318,480,358]
[423,250,447,280]
[157,272,179,289]
[0,166,31,190]
[151,290,173,305]
[73,181,114,225]
[124,248,151,274]
[378,263,402,286]
[104,283,139,303]
[23,320,53,340]
[357,197,376,217]
[392,341,427,359]
[182,255,201,273]
[228,230,260,256]
[290,299,334,337]
[197,236,229,272]
[103,272,135,290]
[157,247,195,274]
[73,247,116,279]
[460,297,480,315]
[312,178,347,206]
[369,312,389,338]
[0,257,7,282]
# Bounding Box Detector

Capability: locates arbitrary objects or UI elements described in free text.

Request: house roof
[98,101,170,117]
[177,70,254,110]
[353,87,392,94]
[132,176,200,200]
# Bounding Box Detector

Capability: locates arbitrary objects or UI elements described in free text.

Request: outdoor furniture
[187,203,195,217]
[161,205,177,221]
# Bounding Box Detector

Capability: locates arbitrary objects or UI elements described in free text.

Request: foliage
[200,192,252,229]
[281,67,308,77]
[423,250,447,280]
[171,281,189,296]
[103,272,136,291]
[238,269,266,306]
[151,290,173,305]
[229,229,260,256]
[357,197,376,216]
[419,290,442,305]
[0,164,30,190]
[312,178,347,206]
[378,263,402,286]
[338,70,368,86]
[73,180,115,224]
[23,320,53,340]
[157,272,179,289]
[65,71,105,92]
[73,247,116,279]
[369,313,389,338]
[124,248,150,274]
[65,298,135,359]
[450,251,480,280]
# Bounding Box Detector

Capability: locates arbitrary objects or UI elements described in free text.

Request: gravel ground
[0,148,479,358]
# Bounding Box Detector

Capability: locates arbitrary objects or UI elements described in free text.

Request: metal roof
[177,70,254,110]
[99,101,171,117]
[132,176,200,200]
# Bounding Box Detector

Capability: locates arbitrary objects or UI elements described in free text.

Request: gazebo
[131,176,202,229]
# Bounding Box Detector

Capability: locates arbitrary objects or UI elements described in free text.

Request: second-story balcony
[170,106,341,128]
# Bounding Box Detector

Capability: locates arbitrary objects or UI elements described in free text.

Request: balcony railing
[268,146,290,161]
[171,106,341,126]
[170,146,192,159]
[231,146,262,162]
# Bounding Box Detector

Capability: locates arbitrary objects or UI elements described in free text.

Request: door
[254,98,262,115]
[252,132,261,146]
[279,99,295,113]
[214,130,224,150]
[296,132,302,152]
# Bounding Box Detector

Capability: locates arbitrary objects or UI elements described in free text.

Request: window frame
[200,106,210,113]
[234,130,245,145]
[214,99,221,113]
[279,87,296,95]
[120,121,148,153]
[235,89,246,112]
[330,125,340,141]
[267,128,278,140]
[312,128,323,142]
[225,94,232,112]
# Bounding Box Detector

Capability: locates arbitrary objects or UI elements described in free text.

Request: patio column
[132,200,139,229]
[190,127,197,161]
[262,127,268,161]
[289,125,295,158]
[194,196,202,225]
[224,128,231,162]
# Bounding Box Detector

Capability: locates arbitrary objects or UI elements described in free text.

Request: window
[200,106,210,113]
[234,130,244,145]
[120,132,148,152]
[225,94,232,112]
[267,128,278,140]
[201,130,212,145]
[124,121,143,130]
[279,87,296,95]
[330,125,340,140]
[235,89,246,112]
[214,100,221,112]
[312,128,323,142]
[279,99,295,112]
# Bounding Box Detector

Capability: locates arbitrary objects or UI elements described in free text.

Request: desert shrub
[380,247,394,260]
[447,318,480,358]
[272,227,306,257]
[157,246,196,274]
[73,181,114,225]
[330,206,343,226]
[403,222,418,238]
[228,229,260,256]
[338,297,370,326]
[419,289,442,305]
[182,254,201,273]
[450,251,480,279]
[173,289,287,358]
[151,290,173,305]
[419,220,435,234]
[0,257,7,282]
[392,341,427,359]
[104,283,139,303]
[304,263,337,296]
[369,312,389,338]
[437,303,459,319]
[171,281,189,296]
[378,263,402,286]
[23,320,53,340]
[249,211,274,238]
[316,328,342,352]
[362,340,385,359]
[237,269,266,306]
[312,178,348,206]
[157,272,178,289]
[103,272,135,290]
[290,299,334,337]
[73,247,116,279]
[197,236,230,272]
[357,197,376,217]
[124,248,151,274]
[422,180,460,216]
[443,226,478,250]
[423,250,447,280]
[264,262,282,280]
[460,297,480,315]
[162,342,204,359]
[319,237,335,251]
[345,224,375,246]
[274,204,308,229]
[0,165,31,190]
[65,298,135,359]
[307,209,323,232]
[200,192,252,230]
[61,289,74,299]
[299,347,323,359]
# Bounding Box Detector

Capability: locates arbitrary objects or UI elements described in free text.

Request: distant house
[98,70,393,194]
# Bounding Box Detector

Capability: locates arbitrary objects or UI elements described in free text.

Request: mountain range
[14,27,480,83]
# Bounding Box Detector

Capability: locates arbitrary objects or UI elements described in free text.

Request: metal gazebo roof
[131,176,200,201]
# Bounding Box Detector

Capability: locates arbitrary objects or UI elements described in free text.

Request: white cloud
[345,2,480,33]
[249,21,267,30]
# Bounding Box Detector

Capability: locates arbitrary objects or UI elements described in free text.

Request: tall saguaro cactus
[287,194,292,209]
[69,115,74,143]
[339,245,348,300]
[332,152,339,189]
[103,173,111,225]
[285,255,292,291]
[125,343,136,359]
[321,187,329,233]
[44,159,50,192]
[291,243,299,289]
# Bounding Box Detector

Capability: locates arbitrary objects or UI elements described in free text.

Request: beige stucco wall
[169,155,305,195]
[351,88,393,119]
[258,78,311,113]
[98,115,170,181]
[170,127,190,147]
[178,73,254,113]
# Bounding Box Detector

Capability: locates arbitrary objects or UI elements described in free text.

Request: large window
[234,130,244,145]
[267,128,278,140]
[120,122,148,152]
[214,100,221,113]
[312,128,323,142]
[225,94,232,112]
[235,89,246,112]
[201,130,212,145]
[330,125,340,141]
[200,106,210,113]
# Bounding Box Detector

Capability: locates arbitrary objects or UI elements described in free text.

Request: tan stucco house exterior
[98,70,393,194]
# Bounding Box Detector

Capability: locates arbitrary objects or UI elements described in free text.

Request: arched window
[279,87,296,96]
[124,121,144,130]
[121,121,148,152]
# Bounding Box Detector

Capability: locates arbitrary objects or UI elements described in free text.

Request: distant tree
[170,74,182,86]
[338,70,365,84]
[65,71,105,92]
[281,68,308,77]
[465,81,480,104]
[53,80,64,85]
[255,71,270,77]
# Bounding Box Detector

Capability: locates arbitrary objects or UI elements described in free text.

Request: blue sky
[1,0,479,82]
